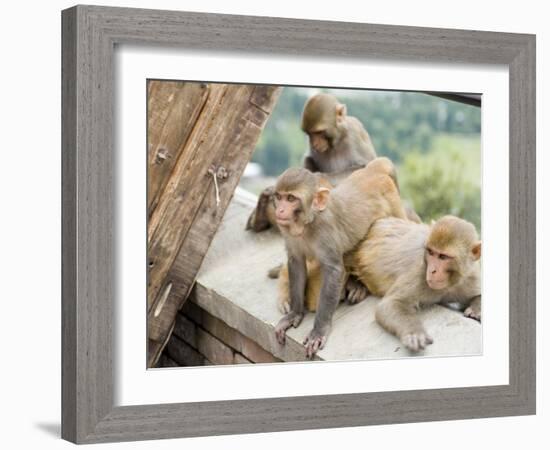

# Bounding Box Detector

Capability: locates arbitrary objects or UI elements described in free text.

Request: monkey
[247,93,421,231]
[272,159,405,312]
[276,262,368,314]
[273,160,415,313]
[301,93,377,174]
[276,259,351,314]
[273,171,388,312]
[349,216,482,352]
[277,258,322,314]
[277,216,481,352]
[273,157,407,358]
[281,216,481,326]
[275,253,371,314]
[246,93,378,232]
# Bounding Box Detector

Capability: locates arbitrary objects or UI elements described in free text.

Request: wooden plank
[147,83,226,312]
[147,81,210,214]
[147,84,282,365]
[148,83,244,310]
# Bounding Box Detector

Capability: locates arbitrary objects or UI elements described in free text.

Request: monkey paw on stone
[275,311,304,345]
[303,328,329,359]
[463,306,481,321]
[401,330,433,352]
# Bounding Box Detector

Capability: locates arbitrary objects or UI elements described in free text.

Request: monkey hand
[245,186,275,232]
[401,329,433,352]
[463,305,481,322]
[345,276,369,305]
[275,311,304,345]
[303,327,329,359]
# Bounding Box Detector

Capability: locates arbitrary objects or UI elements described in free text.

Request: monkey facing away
[246,93,378,232]
[351,216,482,352]
[273,157,407,358]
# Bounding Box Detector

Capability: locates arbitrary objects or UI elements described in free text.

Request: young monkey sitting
[273,157,407,358]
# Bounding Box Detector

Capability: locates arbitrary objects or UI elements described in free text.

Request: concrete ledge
[192,190,482,362]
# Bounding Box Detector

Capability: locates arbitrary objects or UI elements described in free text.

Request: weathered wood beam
[147,82,282,366]
[147,81,210,213]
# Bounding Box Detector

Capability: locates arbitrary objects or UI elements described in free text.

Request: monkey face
[425,247,454,290]
[274,191,303,230]
[274,191,298,225]
[308,131,331,153]
[425,216,481,291]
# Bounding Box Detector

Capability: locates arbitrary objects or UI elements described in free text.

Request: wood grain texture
[508,36,537,412]
[61,4,536,443]
[147,81,209,213]
[61,7,77,442]
[62,6,115,443]
[146,83,226,311]
[146,82,281,366]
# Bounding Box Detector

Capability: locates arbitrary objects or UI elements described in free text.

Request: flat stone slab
[192,189,482,363]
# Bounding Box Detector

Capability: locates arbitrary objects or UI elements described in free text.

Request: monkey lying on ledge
[272,157,407,358]
[277,215,482,353]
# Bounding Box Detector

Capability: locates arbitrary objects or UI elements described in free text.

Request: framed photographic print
[62,5,536,444]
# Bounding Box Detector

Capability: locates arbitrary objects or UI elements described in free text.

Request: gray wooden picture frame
[62,5,536,444]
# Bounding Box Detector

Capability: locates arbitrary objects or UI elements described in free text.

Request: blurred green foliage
[251,88,309,175]
[250,87,481,231]
[398,134,481,230]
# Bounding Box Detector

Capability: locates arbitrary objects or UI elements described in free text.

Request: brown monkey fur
[301,93,377,174]
[277,259,346,313]
[247,93,378,233]
[247,94,420,231]
[274,157,411,314]
[273,157,407,357]
[355,216,481,351]
[278,216,481,352]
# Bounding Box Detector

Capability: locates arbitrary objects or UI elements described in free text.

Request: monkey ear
[471,241,482,261]
[336,103,347,119]
[312,187,330,212]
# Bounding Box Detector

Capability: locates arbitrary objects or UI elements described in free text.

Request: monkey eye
[287,194,296,202]
[310,131,326,138]
[439,254,450,260]
[274,193,282,201]
[427,248,434,256]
